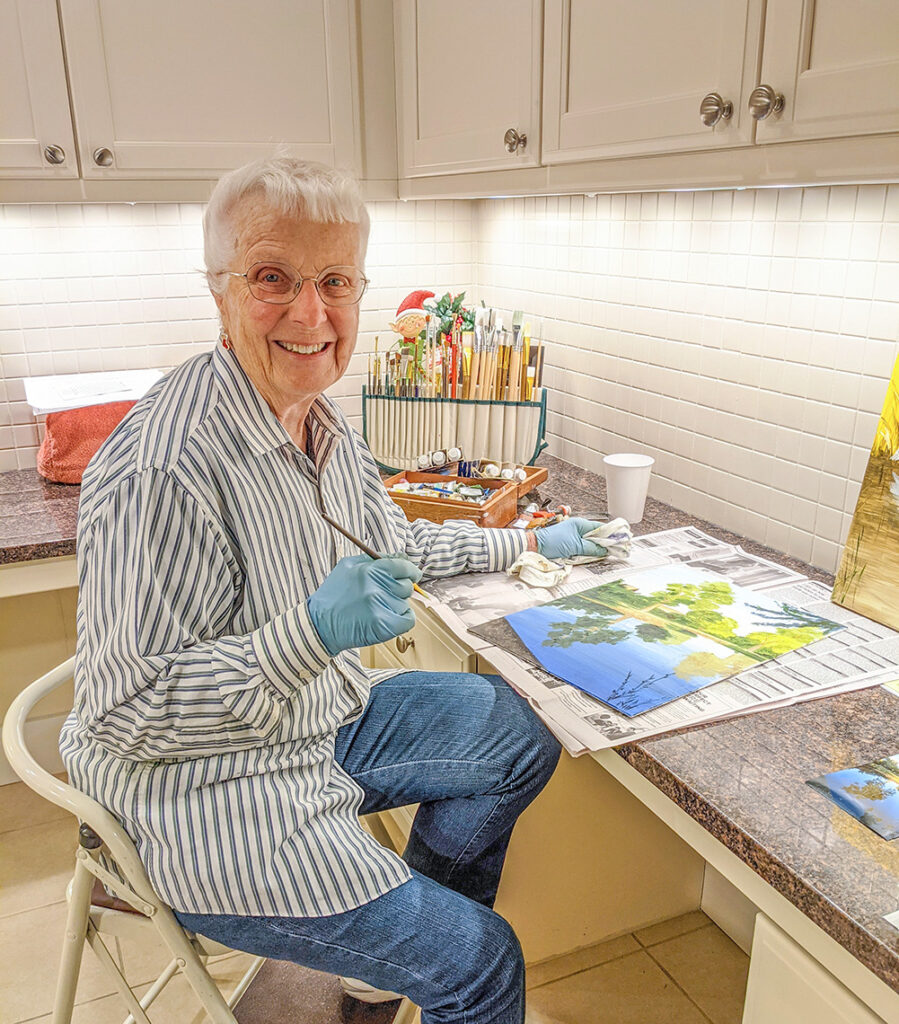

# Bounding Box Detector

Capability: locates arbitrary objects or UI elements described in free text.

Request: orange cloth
[37,400,136,484]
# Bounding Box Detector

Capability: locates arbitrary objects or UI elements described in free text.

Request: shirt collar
[212,343,348,460]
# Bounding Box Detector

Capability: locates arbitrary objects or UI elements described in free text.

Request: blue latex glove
[307,554,423,656]
[536,517,607,560]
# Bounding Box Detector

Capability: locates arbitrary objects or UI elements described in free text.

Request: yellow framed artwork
[833,353,899,629]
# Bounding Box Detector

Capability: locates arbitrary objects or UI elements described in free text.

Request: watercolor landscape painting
[807,754,899,841]
[833,353,899,630]
[504,566,843,716]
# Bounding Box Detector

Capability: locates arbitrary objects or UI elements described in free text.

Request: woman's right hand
[307,554,422,656]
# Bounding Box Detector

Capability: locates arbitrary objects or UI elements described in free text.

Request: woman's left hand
[536,517,607,560]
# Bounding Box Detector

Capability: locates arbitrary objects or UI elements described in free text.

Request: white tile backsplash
[1,184,897,571]
[476,183,899,572]
[0,199,477,473]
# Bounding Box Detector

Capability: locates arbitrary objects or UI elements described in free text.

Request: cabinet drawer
[370,609,478,675]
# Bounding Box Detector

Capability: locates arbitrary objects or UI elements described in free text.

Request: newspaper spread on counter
[424,527,899,755]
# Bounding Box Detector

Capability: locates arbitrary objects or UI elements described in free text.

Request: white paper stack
[24,370,165,415]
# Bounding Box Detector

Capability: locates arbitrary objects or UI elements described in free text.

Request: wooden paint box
[383,471,519,528]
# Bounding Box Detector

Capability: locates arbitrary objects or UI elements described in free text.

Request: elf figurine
[389,289,435,341]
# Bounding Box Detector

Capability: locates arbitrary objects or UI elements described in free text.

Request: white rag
[507,518,634,587]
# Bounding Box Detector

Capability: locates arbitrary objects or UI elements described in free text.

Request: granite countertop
[2,458,898,994]
[0,469,79,564]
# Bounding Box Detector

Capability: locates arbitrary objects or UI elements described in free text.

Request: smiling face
[214,202,363,434]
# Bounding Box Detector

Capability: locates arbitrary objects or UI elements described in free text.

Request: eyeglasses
[227,261,369,307]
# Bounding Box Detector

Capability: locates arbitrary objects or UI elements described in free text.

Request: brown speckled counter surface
[535,454,899,995]
[0,469,79,564]
[2,457,898,994]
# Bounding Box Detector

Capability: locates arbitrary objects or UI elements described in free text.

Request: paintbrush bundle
[364,313,549,473]
[364,391,547,473]
[367,313,546,404]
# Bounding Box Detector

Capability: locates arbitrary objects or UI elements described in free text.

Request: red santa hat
[395,290,435,317]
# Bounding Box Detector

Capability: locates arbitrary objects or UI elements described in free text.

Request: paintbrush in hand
[320,510,428,598]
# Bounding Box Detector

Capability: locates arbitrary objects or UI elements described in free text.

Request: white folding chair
[2,658,264,1024]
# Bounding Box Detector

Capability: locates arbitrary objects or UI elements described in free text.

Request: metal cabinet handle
[43,144,66,165]
[503,128,527,153]
[92,147,114,167]
[699,92,733,127]
[395,635,415,654]
[748,84,785,121]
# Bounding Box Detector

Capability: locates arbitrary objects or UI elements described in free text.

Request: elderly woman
[60,157,604,1023]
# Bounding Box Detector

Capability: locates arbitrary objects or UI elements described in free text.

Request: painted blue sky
[504,605,742,715]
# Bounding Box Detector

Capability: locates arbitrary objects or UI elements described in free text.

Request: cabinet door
[57,0,359,179]
[0,0,78,178]
[394,0,543,177]
[755,0,899,143]
[543,0,765,163]
[742,914,884,1024]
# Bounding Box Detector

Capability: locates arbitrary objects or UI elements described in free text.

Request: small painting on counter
[503,565,844,717]
[807,755,899,842]
[833,353,899,630]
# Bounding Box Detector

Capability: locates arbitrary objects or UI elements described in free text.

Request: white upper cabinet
[753,0,899,143]
[53,0,359,179]
[394,0,543,177]
[542,0,765,163]
[0,0,78,178]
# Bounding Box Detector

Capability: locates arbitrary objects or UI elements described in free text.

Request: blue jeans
[176,671,561,1023]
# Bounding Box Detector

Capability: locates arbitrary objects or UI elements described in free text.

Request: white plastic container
[602,453,654,524]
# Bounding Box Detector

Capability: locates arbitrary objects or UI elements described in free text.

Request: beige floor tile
[0,779,69,835]
[1,901,115,1022]
[647,924,749,1024]
[633,909,710,948]
[526,933,640,990]
[22,979,205,1024]
[0,898,210,1022]
[0,818,79,917]
[526,949,709,1024]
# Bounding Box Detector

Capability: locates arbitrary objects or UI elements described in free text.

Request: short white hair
[203,155,370,295]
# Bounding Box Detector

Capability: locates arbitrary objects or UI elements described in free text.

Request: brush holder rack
[363,389,548,474]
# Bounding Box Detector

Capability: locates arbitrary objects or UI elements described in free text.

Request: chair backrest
[2,657,160,909]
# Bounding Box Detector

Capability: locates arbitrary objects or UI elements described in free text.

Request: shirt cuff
[483,527,529,572]
[251,601,333,698]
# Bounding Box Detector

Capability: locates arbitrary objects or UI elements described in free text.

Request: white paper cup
[603,453,655,524]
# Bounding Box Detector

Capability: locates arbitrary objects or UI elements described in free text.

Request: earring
[219,329,230,349]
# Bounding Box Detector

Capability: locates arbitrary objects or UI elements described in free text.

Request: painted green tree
[540,579,836,664]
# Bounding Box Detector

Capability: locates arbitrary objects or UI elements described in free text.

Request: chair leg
[151,909,239,1024]
[51,859,94,1024]
[226,955,266,1007]
[84,924,154,1024]
[121,957,180,1024]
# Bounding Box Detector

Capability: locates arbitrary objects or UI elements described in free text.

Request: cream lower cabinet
[366,608,706,965]
[742,914,885,1024]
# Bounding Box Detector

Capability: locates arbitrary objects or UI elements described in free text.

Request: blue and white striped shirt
[59,344,527,917]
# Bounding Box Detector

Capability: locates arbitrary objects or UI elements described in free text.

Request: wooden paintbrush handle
[468,350,481,401]
[508,351,521,401]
